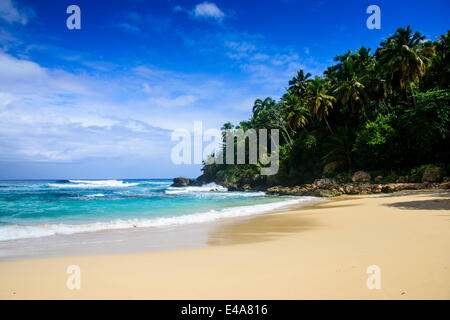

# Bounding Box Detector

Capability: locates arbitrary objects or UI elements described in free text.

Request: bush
[354,114,396,169]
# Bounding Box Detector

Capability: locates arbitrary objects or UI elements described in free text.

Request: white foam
[49,180,138,188]
[0,197,321,241]
[165,183,228,194]
[85,194,105,197]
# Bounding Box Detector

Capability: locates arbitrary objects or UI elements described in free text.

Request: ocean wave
[48,180,139,188]
[0,197,320,241]
[165,183,228,194]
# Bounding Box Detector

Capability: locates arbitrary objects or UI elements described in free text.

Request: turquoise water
[0,179,311,241]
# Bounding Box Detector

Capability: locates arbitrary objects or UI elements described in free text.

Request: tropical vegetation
[199,27,450,188]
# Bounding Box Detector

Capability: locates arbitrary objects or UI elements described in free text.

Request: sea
[0,179,320,260]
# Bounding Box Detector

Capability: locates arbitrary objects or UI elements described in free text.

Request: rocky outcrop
[313,178,336,187]
[171,177,200,187]
[171,177,190,186]
[266,182,445,197]
[352,171,371,183]
[422,167,444,182]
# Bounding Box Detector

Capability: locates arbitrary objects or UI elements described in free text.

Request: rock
[242,184,251,191]
[371,184,383,193]
[374,176,384,183]
[171,177,191,187]
[422,167,444,182]
[357,183,372,194]
[311,189,342,197]
[439,182,450,189]
[313,178,336,187]
[381,185,395,193]
[443,177,450,183]
[342,184,359,194]
[222,182,239,191]
[352,171,371,183]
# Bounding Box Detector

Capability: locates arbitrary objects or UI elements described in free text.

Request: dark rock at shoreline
[422,167,444,182]
[313,178,336,187]
[266,182,445,197]
[181,170,449,197]
[439,182,450,189]
[171,177,190,186]
[171,177,199,187]
[352,171,371,183]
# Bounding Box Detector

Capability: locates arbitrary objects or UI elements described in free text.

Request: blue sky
[0,0,448,179]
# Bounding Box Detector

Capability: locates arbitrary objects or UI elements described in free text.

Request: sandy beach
[0,190,449,299]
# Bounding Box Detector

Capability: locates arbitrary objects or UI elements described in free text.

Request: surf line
[181,304,215,318]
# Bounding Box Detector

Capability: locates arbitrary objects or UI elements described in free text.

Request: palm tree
[288,70,311,97]
[306,77,336,133]
[281,94,309,130]
[423,30,450,89]
[333,59,369,113]
[251,97,292,145]
[377,26,435,102]
[434,31,450,88]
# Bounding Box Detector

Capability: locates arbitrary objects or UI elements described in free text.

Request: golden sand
[0,190,449,299]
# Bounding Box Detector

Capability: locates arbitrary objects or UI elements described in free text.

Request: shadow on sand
[386,198,450,210]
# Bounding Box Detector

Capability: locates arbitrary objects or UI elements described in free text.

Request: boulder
[313,178,336,187]
[171,177,191,187]
[422,167,444,182]
[371,184,383,193]
[311,189,342,197]
[443,177,450,183]
[352,171,371,183]
[381,185,395,193]
[439,182,450,189]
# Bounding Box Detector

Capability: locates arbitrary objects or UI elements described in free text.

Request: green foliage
[356,114,395,146]
[353,114,396,169]
[410,164,439,182]
[200,26,450,188]
[399,89,450,165]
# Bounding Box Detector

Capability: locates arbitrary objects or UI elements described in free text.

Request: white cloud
[173,2,225,21]
[0,52,256,164]
[147,95,197,108]
[193,2,224,19]
[0,0,31,24]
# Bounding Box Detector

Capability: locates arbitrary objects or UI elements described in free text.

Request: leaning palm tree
[376,26,435,102]
[281,94,310,129]
[306,77,336,133]
[288,70,312,97]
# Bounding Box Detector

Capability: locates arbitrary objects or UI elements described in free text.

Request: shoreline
[0,189,449,299]
[0,195,324,262]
